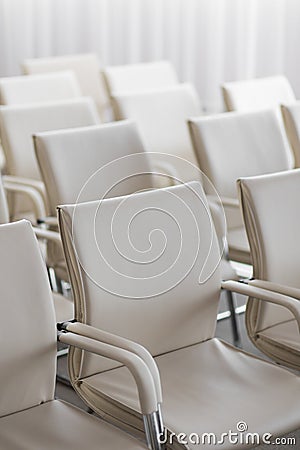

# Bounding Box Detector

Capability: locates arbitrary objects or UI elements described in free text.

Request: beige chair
[189,108,294,264]
[58,181,300,448]
[34,120,239,343]
[281,101,300,167]
[238,168,300,370]
[111,84,201,183]
[23,53,109,121]
[0,72,81,105]
[103,60,178,99]
[0,219,160,450]
[0,71,83,172]
[0,175,72,322]
[0,97,100,221]
[222,75,296,112]
[34,121,154,217]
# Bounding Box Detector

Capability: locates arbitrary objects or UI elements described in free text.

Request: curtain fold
[0,0,299,111]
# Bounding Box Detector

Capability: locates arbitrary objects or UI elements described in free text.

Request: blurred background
[1,0,300,112]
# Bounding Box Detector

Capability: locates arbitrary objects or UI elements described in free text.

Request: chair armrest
[222,279,300,331]
[248,279,300,301]
[60,321,162,403]
[3,174,47,201]
[3,180,46,219]
[32,226,61,245]
[58,329,159,415]
[37,216,58,227]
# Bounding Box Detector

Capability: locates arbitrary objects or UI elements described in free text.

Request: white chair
[34,121,154,218]
[189,108,294,264]
[238,168,300,370]
[222,75,296,112]
[281,101,300,167]
[0,72,81,105]
[0,71,83,172]
[58,181,300,447]
[103,60,178,99]
[0,220,159,450]
[0,97,100,221]
[112,83,201,183]
[23,53,109,121]
[0,175,72,322]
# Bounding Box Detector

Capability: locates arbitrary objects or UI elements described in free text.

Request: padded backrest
[103,61,178,96]
[0,98,100,180]
[189,109,294,200]
[0,220,57,417]
[23,53,109,120]
[222,76,296,112]
[281,101,300,167]
[112,84,201,182]
[0,176,9,223]
[34,121,154,216]
[58,181,221,377]
[0,72,81,105]
[238,169,300,332]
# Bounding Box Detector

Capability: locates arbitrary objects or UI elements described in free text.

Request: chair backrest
[189,109,294,201]
[222,75,296,112]
[281,101,300,167]
[103,61,178,97]
[0,220,56,417]
[238,169,300,345]
[0,176,9,224]
[0,98,100,181]
[23,53,109,121]
[58,181,221,378]
[0,72,81,105]
[34,121,155,216]
[112,84,201,182]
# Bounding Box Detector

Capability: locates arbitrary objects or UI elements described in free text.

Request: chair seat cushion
[255,319,300,368]
[52,292,73,323]
[82,339,300,449]
[0,399,146,450]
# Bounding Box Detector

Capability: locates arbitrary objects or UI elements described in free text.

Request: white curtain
[0,0,300,111]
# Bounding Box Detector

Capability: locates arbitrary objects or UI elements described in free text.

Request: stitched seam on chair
[256,318,296,334]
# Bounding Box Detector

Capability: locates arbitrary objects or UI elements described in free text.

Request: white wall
[0,0,300,111]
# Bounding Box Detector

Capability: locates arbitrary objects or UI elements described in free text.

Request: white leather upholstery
[58,182,221,376]
[112,84,201,182]
[238,169,300,369]
[0,72,81,105]
[85,339,300,448]
[0,220,147,449]
[0,177,73,322]
[0,220,57,417]
[0,97,99,225]
[34,121,154,216]
[189,108,294,263]
[103,61,178,97]
[0,400,146,450]
[58,181,300,447]
[281,101,300,167]
[222,75,296,112]
[0,98,99,182]
[23,53,109,121]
